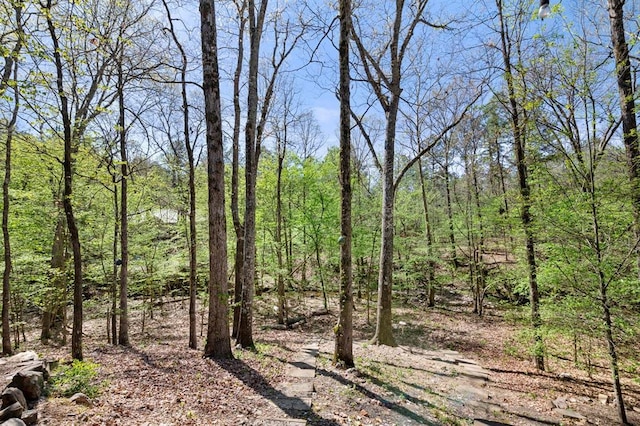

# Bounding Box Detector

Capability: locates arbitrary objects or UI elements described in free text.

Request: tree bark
[607,0,640,283]
[237,0,268,349]
[111,182,118,345]
[200,0,233,359]
[231,0,246,340]
[117,59,130,347]
[2,38,20,354]
[276,139,286,325]
[334,0,354,367]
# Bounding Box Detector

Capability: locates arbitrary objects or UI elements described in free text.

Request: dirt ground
[13,289,640,426]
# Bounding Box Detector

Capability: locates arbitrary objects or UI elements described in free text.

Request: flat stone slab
[553,408,586,420]
[457,384,490,400]
[260,419,307,426]
[287,367,316,379]
[468,400,503,414]
[432,356,459,364]
[281,382,315,398]
[270,397,312,411]
[289,359,316,369]
[459,370,489,381]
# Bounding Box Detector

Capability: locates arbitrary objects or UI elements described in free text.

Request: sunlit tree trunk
[334,0,354,367]
[117,58,130,347]
[237,0,268,349]
[231,0,246,340]
[2,27,21,353]
[200,0,233,359]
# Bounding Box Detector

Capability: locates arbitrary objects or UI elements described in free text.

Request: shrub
[50,360,101,398]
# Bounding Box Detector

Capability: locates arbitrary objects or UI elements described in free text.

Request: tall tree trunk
[200,0,233,359]
[496,0,544,371]
[334,0,354,367]
[371,91,400,347]
[2,59,19,355]
[607,0,640,281]
[237,0,268,349]
[117,60,129,347]
[230,0,246,340]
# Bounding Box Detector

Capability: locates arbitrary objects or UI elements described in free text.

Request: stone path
[259,342,319,426]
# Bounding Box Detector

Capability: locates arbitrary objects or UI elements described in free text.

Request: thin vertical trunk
[117,60,129,347]
[162,0,198,350]
[471,143,485,316]
[314,237,328,311]
[418,158,436,307]
[230,0,246,340]
[496,0,543,371]
[276,150,286,325]
[200,0,233,359]
[2,57,20,355]
[46,0,83,360]
[607,0,640,282]
[111,182,118,345]
[443,148,458,267]
[334,0,354,367]
[589,174,628,423]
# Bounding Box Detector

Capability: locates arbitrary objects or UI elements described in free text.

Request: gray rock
[70,393,92,407]
[17,361,50,381]
[1,419,27,426]
[552,397,568,409]
[6,353,38,364]
[0,402,23,422]
[598,393,610,405]
[9,371,44,401]
[20,409,37,426]
[553,408,586,420]
[1,388,26,410]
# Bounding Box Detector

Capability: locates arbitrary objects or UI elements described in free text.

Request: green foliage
[50,360,101,398]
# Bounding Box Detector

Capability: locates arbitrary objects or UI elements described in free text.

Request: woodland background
[1,0,640,424]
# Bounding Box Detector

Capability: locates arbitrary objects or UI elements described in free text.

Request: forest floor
[14,287,640,426]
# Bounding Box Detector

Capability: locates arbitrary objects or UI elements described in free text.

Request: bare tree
[237,1,306,347]
[162,0,200,350]
[351,0,480,345]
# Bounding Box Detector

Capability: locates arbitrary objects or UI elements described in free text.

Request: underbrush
[49,360,102,398]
